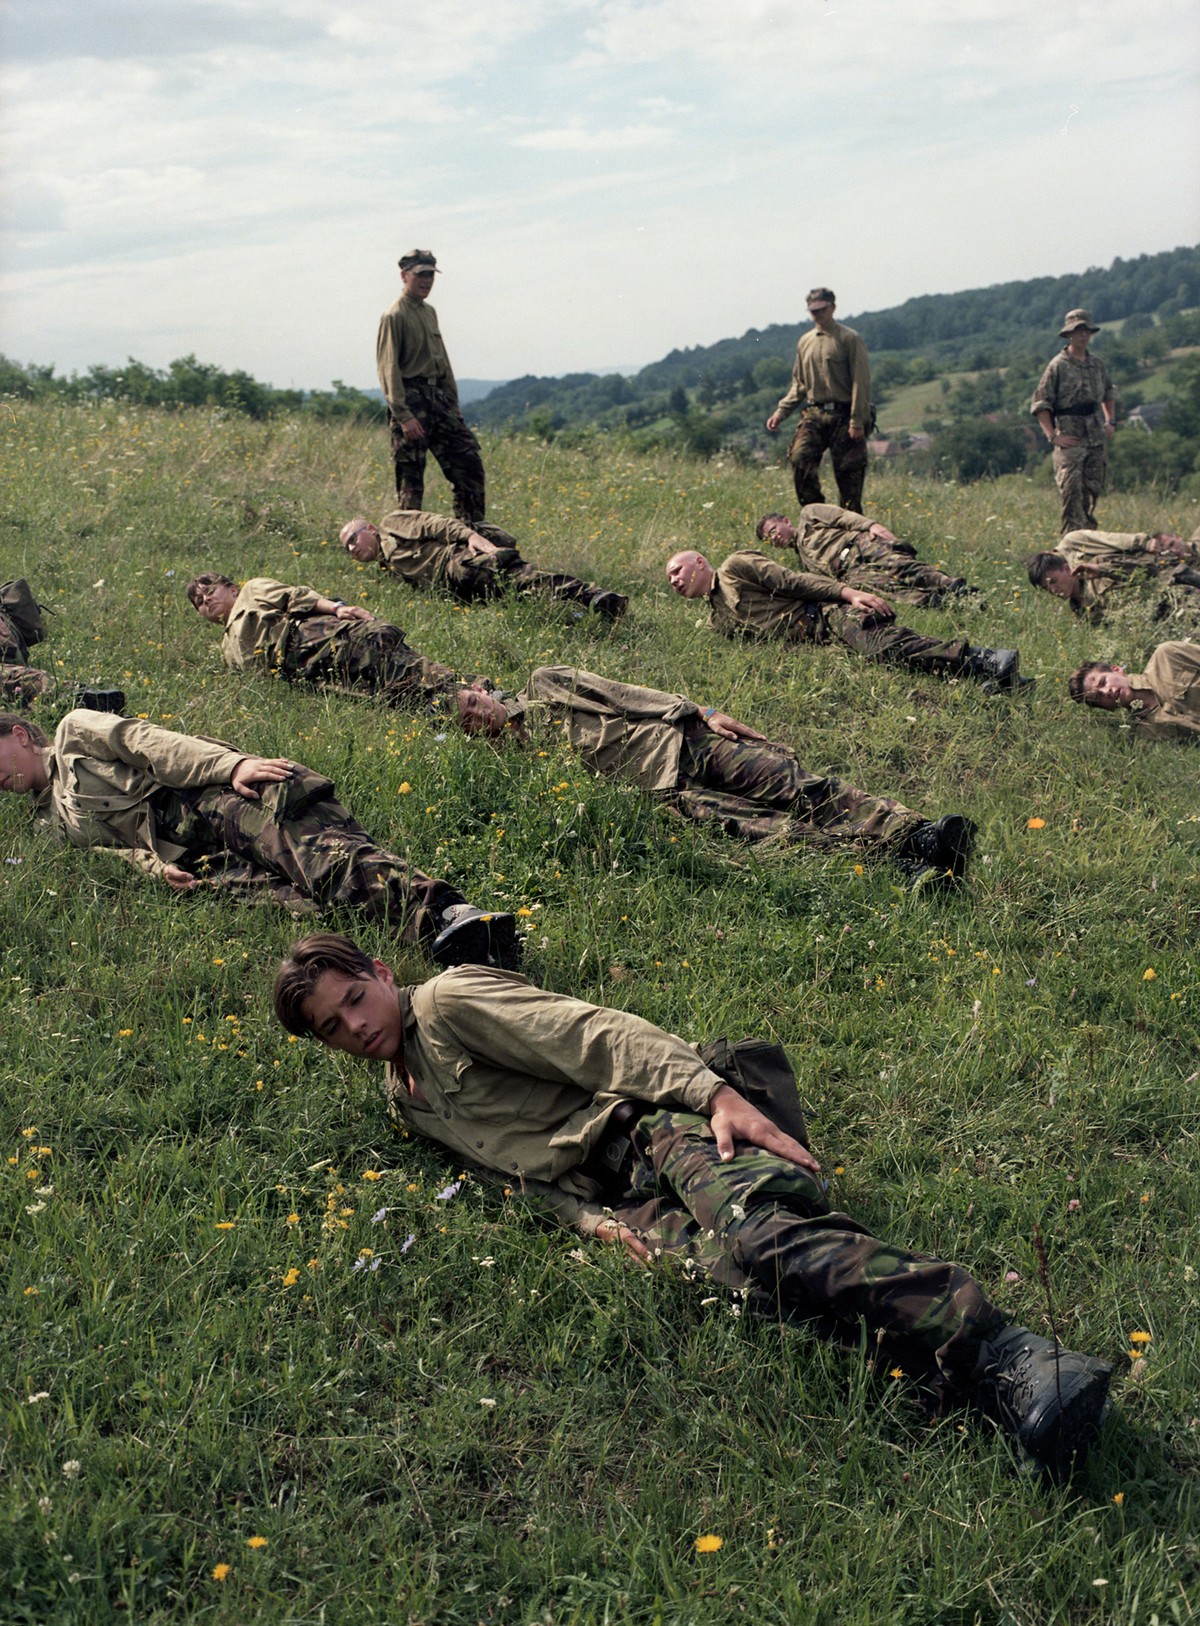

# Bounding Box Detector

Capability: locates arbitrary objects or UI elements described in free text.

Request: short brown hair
[1067,660,1118,705]
[186,572,236,609]
[0,712,48,745]
[755,512,789,541]
[273,932,376,1037]
[1027,552,1070,589]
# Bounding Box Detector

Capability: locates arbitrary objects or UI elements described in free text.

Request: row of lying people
[2,499,1187,1479]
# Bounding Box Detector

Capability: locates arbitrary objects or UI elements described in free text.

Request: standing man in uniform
[765,288,872,513]
[1031,310,1117,536]
[376,250,486,524]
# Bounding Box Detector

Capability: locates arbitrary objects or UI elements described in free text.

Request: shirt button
[475,1140,484,1149]
[443,1109,452,1120]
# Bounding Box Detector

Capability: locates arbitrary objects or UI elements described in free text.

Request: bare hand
[162,863,198,892]
[868,523,898,543]
[765,412,782,433]
[335,604,373,622]
[231,757,296,799]
[843,587,894,619]
[595,1218,652,1264]
[1055,432,1081,448]
[703,710,767,742]
[401,416,426,443]
[466,532,502,557]
[1102,421,1115,439]
[847,424,865,442]
[708,1084,821,1173]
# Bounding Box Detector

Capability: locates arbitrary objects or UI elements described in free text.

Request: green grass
[2,401,1200,1624]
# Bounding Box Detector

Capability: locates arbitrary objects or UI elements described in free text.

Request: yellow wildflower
[1129,1330,1151,1344]
[211,1562,231,1581]
[1142,968,1156,981]
[282,1268,300,1287]
[1026,817,1046,830]
[246,1535,267,1550]
[694,1534,724,1554]
[215,1221,235,1231]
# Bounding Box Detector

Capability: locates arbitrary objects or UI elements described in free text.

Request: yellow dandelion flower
[1111,1493,1124,1506]
[1140,1193,1150,1204]
[214,1221,235,1231]
[6,1155,17,1165]
[1026,817,1046,830]
[246,1535,268,1550]
[694,1534,724,1554]
[397,782,412,794]
[1129,1330,1151,1344]
[21,1127,36,1138]
[362,1169,383,1181]
[889,1366,904,1379]
[307,1258,320,1270]
[282,1268,300,1287]
[516,907,533,917]
[23,1286,39,1296]
[853,864,864,875]
[286,1213,300,1225]
[834,1165,845,1175]
[211,1562,232,1581]
[1142,968,1156,981]
[212,958,225,966]
[117,1028,133,1038]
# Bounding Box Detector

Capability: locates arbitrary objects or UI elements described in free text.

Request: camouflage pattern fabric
[1053,443,1106,536]
[281,615,458,706]
[675,726,922,848]
[390,379,486,524]
[0,610,52,706]
[787,409,868,512]
[836,537,965,607]
[612,1109,1008,1390]
[444,528,612,611]
[820,605,969,676]
[151,777,462,940]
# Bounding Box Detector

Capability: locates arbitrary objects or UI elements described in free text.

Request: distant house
[905,432,934,453]
[1126,401,1168,430]
[867,438,902,458]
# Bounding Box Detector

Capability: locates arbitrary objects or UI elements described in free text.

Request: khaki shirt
[377,509,477,588]
[709,550,844,641]
[35,711,244,877]
[1057,531,1198,620]
[385,965,724,1228]
[375,294,459,419]
[1126,641,1200,740]
[220,579,323,671]
[775,320,872,430]
[511,665,699,793]
[794,503,876,575]
[1031,350,1115,446]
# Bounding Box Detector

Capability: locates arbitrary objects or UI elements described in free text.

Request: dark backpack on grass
[0,579,48,651]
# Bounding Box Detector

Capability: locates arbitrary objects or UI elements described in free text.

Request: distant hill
[470,244,1200,444]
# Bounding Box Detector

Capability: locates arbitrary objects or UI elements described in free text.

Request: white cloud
[510,122,671,151]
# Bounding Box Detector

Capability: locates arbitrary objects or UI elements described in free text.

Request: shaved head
[666,550,714,599]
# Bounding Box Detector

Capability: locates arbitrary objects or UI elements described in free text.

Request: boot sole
[1016,1361,1112,1472]
[430,912,521,970]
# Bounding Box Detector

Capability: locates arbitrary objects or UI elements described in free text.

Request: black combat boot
[971,1324,1112,1475]
[430,903,521,970]
[962,647,1024,691]
[894,815,973,888]
[590,590,628,621]
[73,688,127,714]
[930,813,976,879]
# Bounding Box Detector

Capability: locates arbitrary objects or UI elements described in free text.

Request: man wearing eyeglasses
[376,249,487,524]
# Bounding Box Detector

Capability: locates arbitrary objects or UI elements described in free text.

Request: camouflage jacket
[1031,350,1115,446]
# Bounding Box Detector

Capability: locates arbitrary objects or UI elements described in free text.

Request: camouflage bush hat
[1060,308,1100,336]
[806,287,836,309]
[399,250,438,273]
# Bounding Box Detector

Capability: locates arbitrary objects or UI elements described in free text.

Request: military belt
[809,400,850,414]
[1054,401,1100,420]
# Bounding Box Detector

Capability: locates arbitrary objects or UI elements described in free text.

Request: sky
[2,0,1198,391]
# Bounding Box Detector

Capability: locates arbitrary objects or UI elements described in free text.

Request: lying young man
[452,664,973,890]
[0,710,516,966]
[665,549,1024,690]
[1068,639,1200,740]
[339,511,626,620]
[187,573,463,707]
[274,931,1113,1475]
[1026,530,1200,625]
[756,506,976,608]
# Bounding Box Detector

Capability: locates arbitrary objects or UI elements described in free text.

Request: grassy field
[2,400,1199,1624]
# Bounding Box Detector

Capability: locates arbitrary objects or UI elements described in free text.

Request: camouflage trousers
[1053,442,1106,536]
[390,381,486,525]
[674,724,922,848]
[0,662,53,706]
[442,525,611,611]
[151,775,461,940]
[613,1109,1008,1390]
[787,408,868,512]
[837,538,968,608]
[282,615,457,707]
[818,605,969,678]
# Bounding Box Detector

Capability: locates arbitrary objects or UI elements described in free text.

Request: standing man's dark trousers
[787,406,869,512]
[612,1110,1009,1392]
[389,380,486,525]
[674,723,922,848]
[151,776,463,941]
[1053,442,1106,536]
